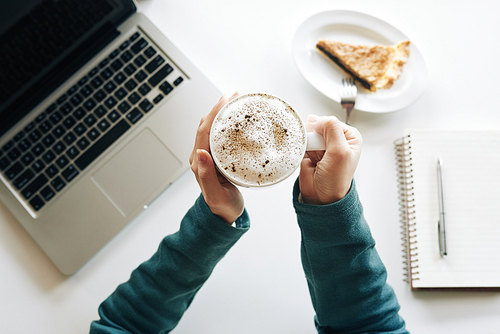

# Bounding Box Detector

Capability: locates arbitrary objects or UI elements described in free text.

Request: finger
[299,157,317,198]
[308,116,349,151]
[196,149,223,196]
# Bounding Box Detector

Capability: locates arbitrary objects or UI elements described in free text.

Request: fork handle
[342,103,354,125]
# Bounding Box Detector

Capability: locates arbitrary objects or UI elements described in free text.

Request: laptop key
[45,164,59,178]
[139,99,153,113]
[101,67,114,80]
[70,93,83,107]
[52,125,66,138]
[0,157,10,170]
[130,32,140,42]
[36,112,47,123]
[56,155,69,169]
[60,102,73,115]
[51,176,66,192]
[114,87,127,100]
[39,121,52,133]
[114,72,127,85]
[2,140,15,153]
[42,150,56,164]
[13,131,25,142]
[108,110,120,123]
[8,148,21,161]
[29,130,42,142]
[14,169,35,189]
[145,55,165,74]
[32,160,45,173]
[74,123,87,136]
[77,137,91,150]
[63,116,77,129]
[138,83,151,96]
[53,141,66,155]
[94,90,106,102]
[131,38,148,54]
[40,186,56,202]
[97,119,111,132]
[84,98,97,111]
[124,78,138,91]
[74,107,87,120]
[66,146,80,160]
[18,139,31,152]
[104,81,117,93]
[120,50,133,63]
[49,112,63,125]
[148,64,173,87]
[124,64,137,76]
[91,76,104,89]
[118,101,131,114]
[80,85,94,98]
[94,105,107,118]
[32,143,45,156]
[153,94,164,104]
[22,174,49,199]
[6,162,24,180]
[87,128,100,141]
[42,134,55,148]
[62,165,79,182]
[134,55,147,67]
[75,119,131,170]
[173,76,184,86]
[21,153,34,166]
[134,70,147,83]
[29,195,45,211]
[159,82,174,95]
[104,96,118,109]
[111,59,124,71]
[84,114,97,127]
[63,132,77,145]
[144,46,157,58]
[25,122,36,133]
[128,92,141,105]
[67,84,78,95]
[126,108,143,124]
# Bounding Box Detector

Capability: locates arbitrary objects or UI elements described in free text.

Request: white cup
[209,93,325,188]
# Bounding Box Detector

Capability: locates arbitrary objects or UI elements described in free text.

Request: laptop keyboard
[0,31,185,212]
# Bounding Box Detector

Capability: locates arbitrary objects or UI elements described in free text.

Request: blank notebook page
[405,129,500,289]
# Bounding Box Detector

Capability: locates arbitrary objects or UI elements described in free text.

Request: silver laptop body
[0,0,221,274]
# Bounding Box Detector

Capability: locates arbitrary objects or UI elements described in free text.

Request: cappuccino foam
[211,94,305,186]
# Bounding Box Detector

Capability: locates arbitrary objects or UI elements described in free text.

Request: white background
[2,0,500,333]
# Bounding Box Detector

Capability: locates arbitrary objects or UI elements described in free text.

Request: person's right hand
[299,115,362,205]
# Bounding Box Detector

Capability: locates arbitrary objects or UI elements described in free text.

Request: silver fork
[340,78,357,125]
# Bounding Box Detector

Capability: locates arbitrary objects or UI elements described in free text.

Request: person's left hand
[189,93,244,224]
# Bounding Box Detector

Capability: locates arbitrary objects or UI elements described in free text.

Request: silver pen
[437,158,447,256]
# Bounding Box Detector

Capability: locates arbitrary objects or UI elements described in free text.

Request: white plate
[292,10,428,113]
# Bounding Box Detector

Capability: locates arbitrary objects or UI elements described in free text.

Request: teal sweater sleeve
[90,194,250,334]
[293,180,408,334]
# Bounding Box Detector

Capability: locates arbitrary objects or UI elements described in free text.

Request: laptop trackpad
[92,128,182,216]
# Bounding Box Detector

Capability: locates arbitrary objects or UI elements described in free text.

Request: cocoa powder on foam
[211,94,305,186]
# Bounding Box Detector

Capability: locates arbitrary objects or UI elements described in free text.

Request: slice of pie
[316,39,410,92]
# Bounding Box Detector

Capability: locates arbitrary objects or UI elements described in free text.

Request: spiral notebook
[394,129,500,290]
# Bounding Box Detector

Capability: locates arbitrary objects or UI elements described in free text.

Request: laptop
[0,0,221,275]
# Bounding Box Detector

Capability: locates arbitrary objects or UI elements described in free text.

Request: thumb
[196,149,222,191]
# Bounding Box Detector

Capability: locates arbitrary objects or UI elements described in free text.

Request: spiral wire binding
[394,135,419,284]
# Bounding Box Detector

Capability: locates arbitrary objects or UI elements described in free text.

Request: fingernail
[308,114,319,122]
[197,149,207,164]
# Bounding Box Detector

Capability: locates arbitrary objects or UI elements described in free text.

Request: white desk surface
[2,0,500,333]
